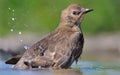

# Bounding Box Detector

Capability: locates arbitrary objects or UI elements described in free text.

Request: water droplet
[24,45,29,50]
[10,29,14,32]
[20,39,23,42]
[12,9,14,12]
[12,18,15,21]
[18,31,22,35]
[18,37,23,42]
[8,8,11,10]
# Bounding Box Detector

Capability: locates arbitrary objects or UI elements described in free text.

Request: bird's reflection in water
[52,69,82,75]
[0,67,82,75]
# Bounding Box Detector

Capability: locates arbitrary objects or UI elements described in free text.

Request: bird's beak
[83,8,93,13]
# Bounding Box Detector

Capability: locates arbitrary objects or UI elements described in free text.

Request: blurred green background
[0,1,120,74]
[0,0,120,36]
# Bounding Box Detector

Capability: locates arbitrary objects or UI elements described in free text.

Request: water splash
[18,37,23,43]
[8,8,11,10]
[18,31,22,35]
[12,9,14,12]
[12,18,15,21]
[8,7,29,51]
[10,29,13,31]
[18,31,23,43]
[24,45,30,50]
[18,31,30,50]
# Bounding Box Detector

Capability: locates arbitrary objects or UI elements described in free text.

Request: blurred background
[0,0,120,63]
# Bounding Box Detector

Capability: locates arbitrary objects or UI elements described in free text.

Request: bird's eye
[72,11,80,15]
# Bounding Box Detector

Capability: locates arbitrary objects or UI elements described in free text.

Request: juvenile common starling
[5,4,93,69]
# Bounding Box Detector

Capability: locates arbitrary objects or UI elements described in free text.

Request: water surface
[0,60,120,75]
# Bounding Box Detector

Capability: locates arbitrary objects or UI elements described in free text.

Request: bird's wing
[23,29,70,68]
[24,55,53,68]
[30,29,62,56]
[74,33,84,63]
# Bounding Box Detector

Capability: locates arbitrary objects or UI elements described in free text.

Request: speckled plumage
[5,4,93,69]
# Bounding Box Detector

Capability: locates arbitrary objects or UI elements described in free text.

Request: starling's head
[61,4,93,26]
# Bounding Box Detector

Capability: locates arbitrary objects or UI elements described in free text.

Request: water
[0,60,120,75]
[72,61,120,75]
[10,28,14,32]
[12,18,15,21]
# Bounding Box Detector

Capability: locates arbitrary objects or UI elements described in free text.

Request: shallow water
[0,60,120,75]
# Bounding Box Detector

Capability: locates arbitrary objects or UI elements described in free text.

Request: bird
[5,4,93,69]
